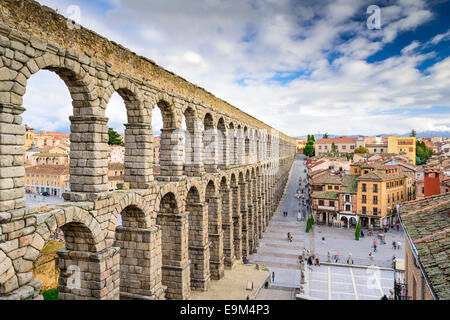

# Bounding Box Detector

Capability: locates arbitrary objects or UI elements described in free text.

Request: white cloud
[22,0,450,138]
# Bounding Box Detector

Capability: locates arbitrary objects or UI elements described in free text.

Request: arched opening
[217,118,227,168]
[22,70,73,207]
[244,127,249,163]
[105,91,126,191]
[229,122,237,166]
[186,187,210,291]
[205,180,223,280]
[203,113,216,172]
[153,101,176,179]
[182,107,196,176]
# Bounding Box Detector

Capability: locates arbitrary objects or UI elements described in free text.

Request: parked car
[42,192,50,197]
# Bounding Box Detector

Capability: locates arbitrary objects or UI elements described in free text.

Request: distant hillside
[295,131,450,139]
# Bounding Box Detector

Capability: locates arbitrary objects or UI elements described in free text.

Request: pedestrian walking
[272,272,275,282]
[396,223,399,231]
[347,253,353,265]
[315,257,320,266]
[397,242,401,250]
[373,244,377,252]
[392,241,397,249]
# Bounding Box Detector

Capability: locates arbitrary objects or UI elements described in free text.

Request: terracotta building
[24,165,70,197]
[315,137,357,155]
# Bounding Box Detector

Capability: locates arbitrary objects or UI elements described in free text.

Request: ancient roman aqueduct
[0,0,296,300]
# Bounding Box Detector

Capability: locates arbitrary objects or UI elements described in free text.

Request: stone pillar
[157,212,190,300]
[0,103,26,211]
[185,122,204,176]
[231,186,242,262]
[188,203,210,291]
[124,123,153,189]
[252,178,260,247]
[69,116,108,193]
[247,204,254,254]
[218,129,229,169]
[221,189,235,269]
[237,129,244,165]
[208,196,224,280]
[58,247,120,300]
[158,128,184,181]
[115,226,165,300]
[240,183,249,259]
[203,128,218,173]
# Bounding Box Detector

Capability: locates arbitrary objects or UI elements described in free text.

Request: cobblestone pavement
[307,265,393,300]
[313,224,405,268]
[190,264,269,300]
[252,156,309,297]
[25,193,65,208]
[253,155,397,300]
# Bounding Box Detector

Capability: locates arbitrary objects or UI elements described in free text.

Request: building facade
[388,136,416,165]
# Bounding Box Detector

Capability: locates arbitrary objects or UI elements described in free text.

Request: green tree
[410,129,416,137]
[416,140,432,165]
[323,133,329,139]
[306,215,315,233]
[355,219,361,240]
[303,140,315,157]
[108,128,124,146]
[331,142,337,153]
[354,146,369,154]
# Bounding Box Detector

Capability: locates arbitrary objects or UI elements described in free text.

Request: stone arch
[108,193,153,234]
[102,79,146,121]
[15,52,99,115]
[34,207,104,254]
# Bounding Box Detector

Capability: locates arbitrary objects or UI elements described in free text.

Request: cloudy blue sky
[23,0,450,137]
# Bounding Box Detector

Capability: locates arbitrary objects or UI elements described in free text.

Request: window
[373,207,378,215]
[373,184,378,193]
[334,186,339,190]
[345,204,351,211]
[328,186,332,190]
[374,149,377,152]
[362,195,366,204]
[319,200,324,206]
[345,195,350,202]
[354,169,358,174]
[319,146,322,150]
[362,183,366,192]
[342,145,346,150]
[397,192,399,201]
[362,206,366,214]
[350,145,354,150]
[373,196,378,205]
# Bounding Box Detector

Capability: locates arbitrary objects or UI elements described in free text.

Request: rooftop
[399,193,450,300]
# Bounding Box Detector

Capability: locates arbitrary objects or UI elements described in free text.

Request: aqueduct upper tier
[0,0,296,300]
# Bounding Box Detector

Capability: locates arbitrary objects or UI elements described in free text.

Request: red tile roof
[316,137,357,143]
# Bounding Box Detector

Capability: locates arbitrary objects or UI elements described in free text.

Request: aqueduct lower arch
[0,0,296,300]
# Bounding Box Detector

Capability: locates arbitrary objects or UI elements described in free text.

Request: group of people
[298,248,320,267]
[282,211,289,217]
